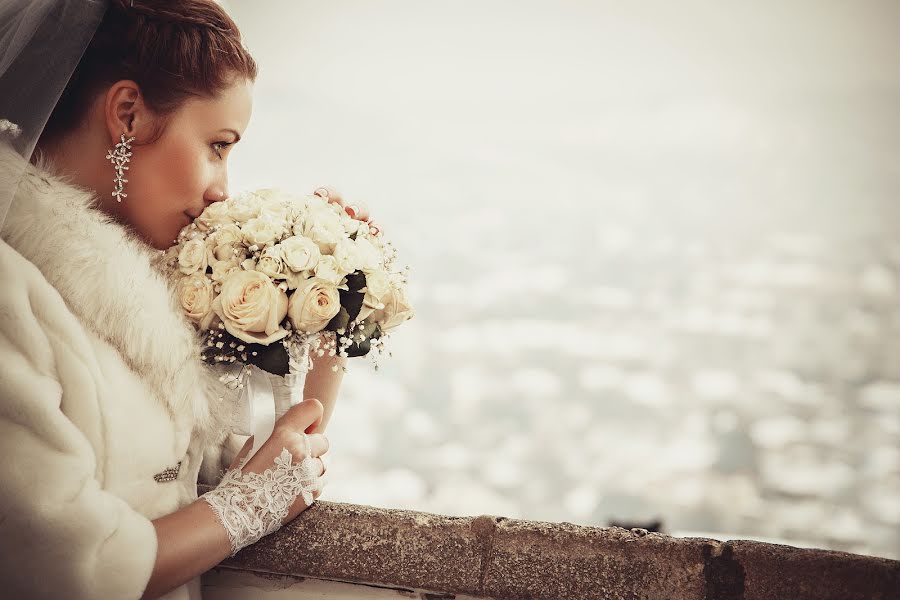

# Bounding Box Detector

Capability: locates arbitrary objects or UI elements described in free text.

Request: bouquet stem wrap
[218,335,317,468]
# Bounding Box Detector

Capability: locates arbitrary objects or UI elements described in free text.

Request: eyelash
[212,141,233,159]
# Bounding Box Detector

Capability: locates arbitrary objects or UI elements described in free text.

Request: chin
[145,226,181,250]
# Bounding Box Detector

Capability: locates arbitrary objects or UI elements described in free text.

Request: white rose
[196,201,233,231]
[354,236,383,273]
[306,192,329,211]
[177,273,216,330]
[260,200,292,223]
[314,255,343,285]
[280,236,321,272]
[252,188,290,204]
[356,270,392,322]
[341,212,363,236]
[178,238,208,275]
[291,216,307,238]
[210,258,241,283]
[207,224,244,262]
[242,217,284,248]
[370,284,414,332]
[287,278,341,334]
[256,189,309,222]
[212,270,290,345]
[227,193,260,223]
[303,206,345,254]
[283,270,311,291]
[256,246,287,280]
[331,239,361,275]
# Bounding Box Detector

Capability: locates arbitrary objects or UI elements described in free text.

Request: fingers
[313,186,370,222]
[345,200,370,221]
[276,397,323,434]
[275,430,329,464]
[314,186,344,207]
[305,432,329,457]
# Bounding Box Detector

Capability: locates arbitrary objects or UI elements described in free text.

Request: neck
[33,123,118,217]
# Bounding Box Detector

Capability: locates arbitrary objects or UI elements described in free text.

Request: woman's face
[113,78,253,250]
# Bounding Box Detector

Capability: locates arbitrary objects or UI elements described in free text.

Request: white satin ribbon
[237,365,276,470]
[224,337,317,470]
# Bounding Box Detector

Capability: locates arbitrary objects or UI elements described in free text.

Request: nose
[205,189,226,204]
[200,159,231,214]
[204,179,228,205]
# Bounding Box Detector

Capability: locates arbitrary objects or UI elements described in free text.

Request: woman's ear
[103,79,149,143]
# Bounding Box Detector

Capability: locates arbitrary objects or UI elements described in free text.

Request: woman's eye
[212,141,232,159]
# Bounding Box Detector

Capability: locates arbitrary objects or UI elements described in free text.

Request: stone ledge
[197,485,900,599]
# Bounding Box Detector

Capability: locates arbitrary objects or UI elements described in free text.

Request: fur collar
[0,142,232,444]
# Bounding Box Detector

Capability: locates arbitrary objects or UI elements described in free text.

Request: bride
[0,1,366,598]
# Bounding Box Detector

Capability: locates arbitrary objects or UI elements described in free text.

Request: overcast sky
[221,1,900,242]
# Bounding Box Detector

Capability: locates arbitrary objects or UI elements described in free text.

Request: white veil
[0,0,107,232]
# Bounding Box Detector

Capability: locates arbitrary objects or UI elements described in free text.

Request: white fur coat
[0,142,247,599]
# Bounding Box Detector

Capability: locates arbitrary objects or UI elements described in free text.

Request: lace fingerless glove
[200,448,321,556]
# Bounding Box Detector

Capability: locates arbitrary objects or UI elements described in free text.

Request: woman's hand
[314,186,382,235]
[227,398,329,524]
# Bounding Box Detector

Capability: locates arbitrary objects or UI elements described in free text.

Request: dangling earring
[105,133,135,202]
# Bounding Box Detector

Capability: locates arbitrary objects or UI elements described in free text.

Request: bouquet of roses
[162,187,414,453]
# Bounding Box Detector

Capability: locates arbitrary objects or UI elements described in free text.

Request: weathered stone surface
[197,491,900,600]
[482,520,713,600]
[219,499,486,595]
[727,540,900,600]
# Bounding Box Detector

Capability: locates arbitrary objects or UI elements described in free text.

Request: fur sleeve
[198,430,251,487]
[0,241,157,599]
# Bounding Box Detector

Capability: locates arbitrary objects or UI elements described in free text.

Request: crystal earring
[105,133,135,202]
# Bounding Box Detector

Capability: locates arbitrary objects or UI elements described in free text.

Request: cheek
[125,137,210,245]
[146,138,208,203]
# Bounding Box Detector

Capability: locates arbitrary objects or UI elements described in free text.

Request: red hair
[41,0,257,143]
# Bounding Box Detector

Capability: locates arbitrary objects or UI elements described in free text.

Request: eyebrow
[220,128,242,142]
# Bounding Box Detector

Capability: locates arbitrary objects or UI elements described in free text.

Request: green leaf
[342,321,382,358]
[249,342,291,376]
[326,306,351,333]
[339,271,366,322]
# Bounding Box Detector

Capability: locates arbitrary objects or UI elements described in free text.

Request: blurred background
[220,0,900,559]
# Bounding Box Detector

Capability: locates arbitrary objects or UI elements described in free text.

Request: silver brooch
[154,461,182,483]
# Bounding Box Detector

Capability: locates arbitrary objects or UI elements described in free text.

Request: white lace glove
[200,447,322,556]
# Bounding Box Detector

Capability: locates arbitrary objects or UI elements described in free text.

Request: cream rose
[207,224,244,262]
[354,236,383,273]
[256,246,287,280]
[370,285,415,332]
[341,212,363,236]
[260,200,292,223]
[178,273,216,330]
[303,206,345,254]
[356,270,392,322]
[242,217,283,248]
[210,258,241,283]
[178,238,208,275]
[280,236,321,272]
[287,278,341,334]
[331,239,360,275]
[252,188,293,205]
[212,270,290,345]
[196,201,233,231]
[227,194,260,223]
[313,255,343,285]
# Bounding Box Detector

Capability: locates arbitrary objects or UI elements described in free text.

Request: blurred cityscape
[224,1,900,559]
